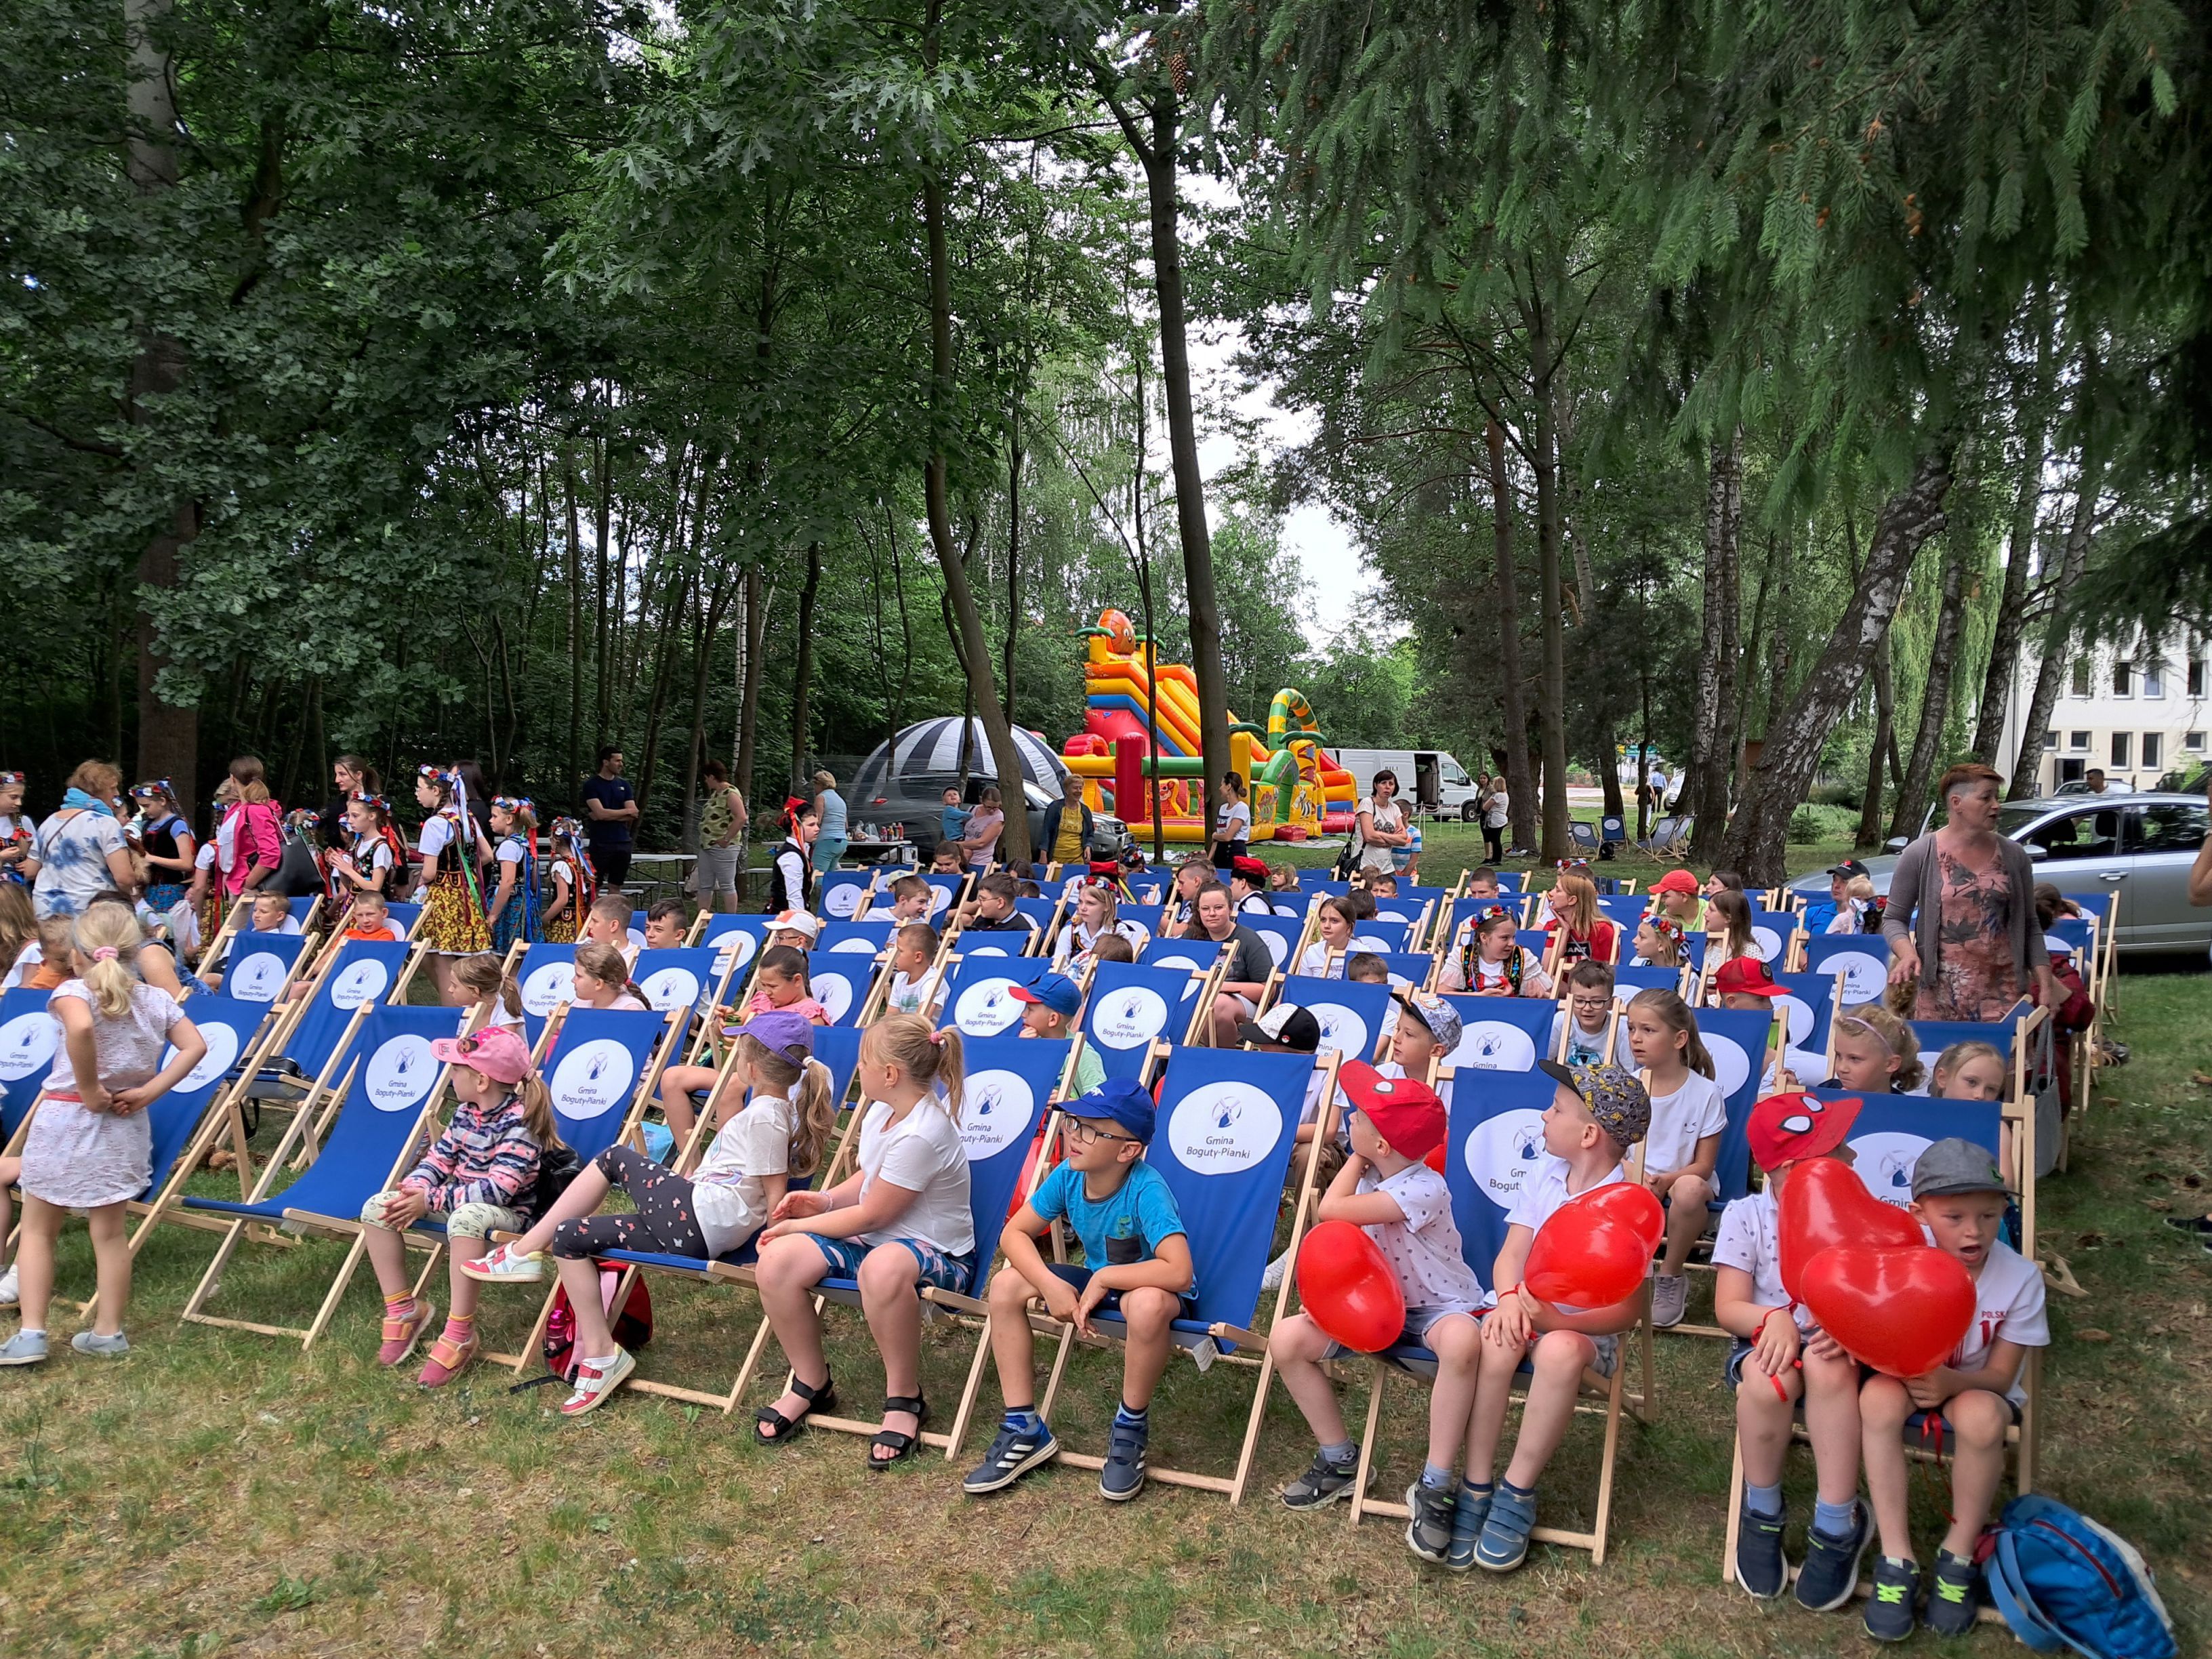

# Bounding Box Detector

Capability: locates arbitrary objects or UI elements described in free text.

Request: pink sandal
[377,1300,434,1367]
[417,1329,478,1388]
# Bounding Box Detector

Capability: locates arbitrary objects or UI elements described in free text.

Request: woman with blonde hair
[811,769,849,874]
[22,760,138,921]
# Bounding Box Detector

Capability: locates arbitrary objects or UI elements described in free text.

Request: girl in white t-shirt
[1294,895,1359,979]
[463,1015,840,1416]
[750,1012,971,1466]
[1624,988,1727,1330]
[1438,907,1554,998]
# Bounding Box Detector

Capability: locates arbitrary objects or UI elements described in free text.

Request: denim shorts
[808,1233,976,1295]
[1046,1262,1199,1324]
[1325,1303,1483,1362]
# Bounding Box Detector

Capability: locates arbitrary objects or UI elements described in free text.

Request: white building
[1996,632,2211,794]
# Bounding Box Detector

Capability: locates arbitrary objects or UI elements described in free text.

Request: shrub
[1788,802,1858,844]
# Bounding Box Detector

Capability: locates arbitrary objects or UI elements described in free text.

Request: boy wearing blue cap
[964,1078,1193,1502]
[1012,969,1105,1095]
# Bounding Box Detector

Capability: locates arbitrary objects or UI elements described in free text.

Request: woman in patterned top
[22,761,138,921]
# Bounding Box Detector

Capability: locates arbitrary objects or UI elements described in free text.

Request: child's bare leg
[1422,1313,1483,1473]
[425,954,453,1000]
[12,1195,62,1330]
[1660,1172,1713,1275]
[754,1233,834,1434]
[1462,1330,1525,1485]
[360,1212,412,1299]
[1502,1330,1596,1489]
[0,1155,18,1264]
[985,1264,1041,1406]
[1859,1374,1916,1559]
[657,1065,717,1143]
[85,1202,130,1336]
[1940,1390,2011,1558]
[1268,1313,1347,1446]
[553,1254,617,1357]
[1803,1349,1866,1511]
[443,1221,493,1322]
[1735,1357,1803,1490]
[1116,1286,1178,1412]
[857,1244,926,1460]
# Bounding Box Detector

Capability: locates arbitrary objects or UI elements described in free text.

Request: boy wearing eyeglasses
[1550,960,1616,1065]
[963,1078,1193,1504]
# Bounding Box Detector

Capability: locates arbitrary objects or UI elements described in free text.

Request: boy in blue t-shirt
[963,1078,1193,1503]
[939,787,971,851]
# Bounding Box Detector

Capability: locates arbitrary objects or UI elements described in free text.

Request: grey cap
[1910,1136,2011,1200]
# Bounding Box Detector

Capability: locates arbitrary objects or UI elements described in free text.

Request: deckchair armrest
[920,1286,987,1317]
[279,1210,359,1237]
[703,1261,758,1287]
[1208,1321,1263,1349]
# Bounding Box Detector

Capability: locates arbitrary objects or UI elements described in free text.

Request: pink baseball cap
[429,1025,532,1084]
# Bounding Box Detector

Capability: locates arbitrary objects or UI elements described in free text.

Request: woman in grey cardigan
[1881,762,2060,1021]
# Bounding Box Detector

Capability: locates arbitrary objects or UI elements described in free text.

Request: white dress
[21,979,183,1207]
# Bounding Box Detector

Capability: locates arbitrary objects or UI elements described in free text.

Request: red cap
[1338,1060,1447,1162]
[1714,956,1784,999]
[1746,1091,1860,1170]
[1652,869,1700,896]
[1231,855,1269,884]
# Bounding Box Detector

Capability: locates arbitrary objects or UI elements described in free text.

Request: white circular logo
[712,930,759,975]
[640,967,701,1015]
[1849,1130,1932,1208]
[1257,929,1289,964]
[550,1038,636,1120]
[1305,1001,1372,1061]
[1092,987,1167,1050]
[627,926,647,954]
[331,959,390,1010]
[1708,1033,1753,1100]
[0,1012,60,1082]
[959,1069,1035,1158]
[1826,949,1887,1004]
[953,977,1023,1036]
[830,937,877,954]
[1153,952,1202,975]
[1450,1021,1538,1072]
[1165,1082,1284,1173]
[231,951,286,1001]
[1776,993,1815,1047]
[965,941,1013,958]
[1351,932,1393,953]
[824,882,865,918]
[522,961,575,1018]
[813,972,857,1025]
[928,886,954,917]
[1271,900,1303,918]
[1752,925,1784,962]
[1464,1109,1550,1208]
[168,1021,241,1094]
[363,1036,438,1112]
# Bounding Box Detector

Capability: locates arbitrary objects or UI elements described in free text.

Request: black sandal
[753,1373,835,1446]
[867,1394,929,1469]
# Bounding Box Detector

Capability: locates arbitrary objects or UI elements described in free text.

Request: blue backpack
[1987,1494,2175,1659]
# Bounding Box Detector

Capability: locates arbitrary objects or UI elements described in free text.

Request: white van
[1332,749,1485,819]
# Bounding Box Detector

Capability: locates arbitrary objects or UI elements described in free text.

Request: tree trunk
[594,430,613,750]
[1856,626,1896,851]
[736,562,765,808]
[789,539,822,791]
[1889,523,1972,838]
[1689,433,1743,855]
[125,0,198,790]
[565,450,584,811]
[1973,296,2057,766]
[2009,404,2104,800]
[1722,445,1954,884]
[1561,438,1624,829]
[1486,421,1538,856]
[1003,411,1022,722]
[1527,310,1570,863]
[1761,533,1796,739]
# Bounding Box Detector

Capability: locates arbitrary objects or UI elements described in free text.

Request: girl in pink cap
[359,1024,558,1387]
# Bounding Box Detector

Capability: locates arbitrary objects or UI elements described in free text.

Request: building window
[2144,661,2165,698]
[2142,732,2163,770]
[2068,731,2090,751]
[2070,659,2092,698]
[2112,661,2132,697]
[2186,731,2206,752]
[2190,659,2207,699]
[2056,756,2087,786]
[2111,731,2131,768]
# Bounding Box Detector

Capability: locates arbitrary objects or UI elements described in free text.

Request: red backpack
[537,1269,653,1384]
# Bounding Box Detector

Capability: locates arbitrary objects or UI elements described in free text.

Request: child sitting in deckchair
[1550,961,1614,1064]
[1460,1060,1650,1572]
[580,893,638,968]
[882,923,945,1019]
[1010,969,1104,1095]
[963,1078,1193,1503]
[877,874,934,924]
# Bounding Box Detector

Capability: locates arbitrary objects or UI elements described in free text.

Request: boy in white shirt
[1857,1139,2049,1641]
[1458,1060,1650,1574]
[1712,1092,1872,1610]
[1269,1063,1485,1568]
[881,922,943,1018]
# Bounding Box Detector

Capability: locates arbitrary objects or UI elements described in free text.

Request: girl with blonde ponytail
[0,903,205,1364]
[749,1011,972,1463]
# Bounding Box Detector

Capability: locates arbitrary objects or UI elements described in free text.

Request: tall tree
[1970,292,2056,764]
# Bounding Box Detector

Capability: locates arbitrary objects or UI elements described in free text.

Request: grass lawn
[2,880,2206,1656]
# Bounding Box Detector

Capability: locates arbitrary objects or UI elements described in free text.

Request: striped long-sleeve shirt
[401,1093,541,1212]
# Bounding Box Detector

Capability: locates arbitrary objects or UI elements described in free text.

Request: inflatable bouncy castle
[1061,609,1357,842]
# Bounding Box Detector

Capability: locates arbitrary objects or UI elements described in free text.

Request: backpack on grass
[516,1268,653,1390]
[1986,1494,2175,1659]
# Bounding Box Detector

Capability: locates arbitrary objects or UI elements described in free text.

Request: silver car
[1788,790,2211,954]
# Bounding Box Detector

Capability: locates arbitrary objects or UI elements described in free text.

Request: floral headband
[416,764,456,783]
[1475,903,1517,926]
[131,778,175,799]
[492,795,534,814]
[0,771,26,788]
[549,816,583,837]
[1644,915,1686,947]
[350,791,390,811]
[1554,858,1590,873]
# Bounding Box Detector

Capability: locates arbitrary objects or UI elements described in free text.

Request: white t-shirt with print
[853,1099,974,1255]
[1215,800,1252,845]
[1935,1235,2048,1404]
[884,968,943,1019]
[1711,1189,1816,1332]
[1294,942,1344,979]
[1643,1071,1727,1174]
[1361,1162,1483,1315]
[691,1092,793,1256]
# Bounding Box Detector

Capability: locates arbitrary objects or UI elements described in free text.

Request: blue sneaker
[1444,1483,1492,1572]
[1099,1418,1147,1502]
[1795,1500,1870,1612]
[1474,1483,1538,1572]
[962,1420,1058,1495]
[1864,1555,1921,1641]
[1404,1482,1456,1563]
[0,1329,48,1367]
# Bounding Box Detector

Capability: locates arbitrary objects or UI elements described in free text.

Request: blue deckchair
[1746,908,1801,966]
[1370,951,1443,994]
[804,949,879,1029]
[1017,1044,1335,1499]
[634,946,729,1057]
[1347,918,1418,956]
[177,1004,466,1349]
[1276,974,1395,1065]
[220,930,311,1004]
[1684,1006,1780,1210]
[127,994,277,1248]
[953,920,1036,960]
[1801,934,1894,1008]
[698,914,773,986]
[1769,969,1841,1080]
[922,874,969,920]
[1140,937,1223,981]
[1613,964,1692,1000]
[937,956,1036,1038]
[1239,914,1307,972]
[817,871,877,921]
[1436,996,1559,1071]
[1078,961,1208,1080]
[0,986,63,1147]
[818,919,895,955]
[1597,893,1651,932]
[514,943,581,1046]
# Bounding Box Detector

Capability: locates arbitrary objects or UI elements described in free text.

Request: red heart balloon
[1777,1155,1925,1302]
[1295,1218,1407,1353]
[1799,1243,1976,1377]
[1523,1182,1666,1308]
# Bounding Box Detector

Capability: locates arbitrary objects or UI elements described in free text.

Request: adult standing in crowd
[319,755,380,851]
[810,769,847,874]
[22,760,136,920]
[1357,769,1411,874]
[1040,771,1094,867]
[580,746,638,895]
[960,785,1004,873]
[1479,772,1509,864]
[1884,762,2060,1020]
[1210,771,1252,872]
[695,758,746,915]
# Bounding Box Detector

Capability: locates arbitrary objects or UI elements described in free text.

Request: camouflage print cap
[1538,1059,1652,1151]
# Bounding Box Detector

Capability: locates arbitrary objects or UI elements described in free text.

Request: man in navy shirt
[579,746,639,892]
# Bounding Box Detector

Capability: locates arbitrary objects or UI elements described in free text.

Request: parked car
[1786,790,2211,954]
[850,766,1133,865]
